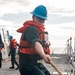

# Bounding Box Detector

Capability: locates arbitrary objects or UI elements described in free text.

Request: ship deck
[0,54,74,75]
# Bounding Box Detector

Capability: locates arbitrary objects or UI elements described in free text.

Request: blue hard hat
[8,35,13,40]
[30,5,47,20]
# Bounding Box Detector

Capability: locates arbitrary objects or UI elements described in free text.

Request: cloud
[62,27,75,30]
[0,12,32,24]
[0,19,15,32]
[0,0,29,5]
[47,14,75,24]
[0,0,31,17]
[48,6,75,13]
[1,12,75,25]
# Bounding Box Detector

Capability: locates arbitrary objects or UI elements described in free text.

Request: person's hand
[44,42,51,47]
[42,54,52,63]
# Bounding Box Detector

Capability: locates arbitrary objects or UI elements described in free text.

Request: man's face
[33,16,45,25]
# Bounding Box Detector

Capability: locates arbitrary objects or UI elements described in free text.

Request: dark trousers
[0,52,2,68]
[0,59,2,68]
[19,63,51,75]
[10,48,19,67]
[11,55,19,67]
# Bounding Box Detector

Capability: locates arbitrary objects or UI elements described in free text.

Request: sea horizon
[50,46,68,54]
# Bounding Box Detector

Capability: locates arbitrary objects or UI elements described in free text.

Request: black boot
[15,66,19,70]
[9,66,14,69]
[16,67,19,70]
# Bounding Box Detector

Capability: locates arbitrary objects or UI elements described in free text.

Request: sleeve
[21,26,42,47]
[0,42,4,48]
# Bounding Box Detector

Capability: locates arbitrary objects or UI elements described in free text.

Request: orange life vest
[9,39,17,49]
[17,20,50,54]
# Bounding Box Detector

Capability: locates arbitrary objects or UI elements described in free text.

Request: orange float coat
[9,39,17,49]
[17,20,50,54]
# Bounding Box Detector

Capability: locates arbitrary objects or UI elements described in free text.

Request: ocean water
[50,46,67,54]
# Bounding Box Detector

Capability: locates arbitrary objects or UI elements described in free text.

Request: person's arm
[0,42,4,48]
[0,42,4,51]
[35,42,45,57]
[34,41,51,63]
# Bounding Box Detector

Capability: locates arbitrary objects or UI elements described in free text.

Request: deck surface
[0,54,73,75]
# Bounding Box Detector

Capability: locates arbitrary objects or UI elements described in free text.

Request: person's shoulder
[27,25,36,30]
[28,25,36,29]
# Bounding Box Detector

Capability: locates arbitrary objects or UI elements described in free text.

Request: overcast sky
[0,0,75,48]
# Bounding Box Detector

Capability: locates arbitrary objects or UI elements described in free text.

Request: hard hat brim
[30,12,47,20]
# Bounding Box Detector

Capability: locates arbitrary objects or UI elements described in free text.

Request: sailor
[17,5,51,75]
[8,35,19,70]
